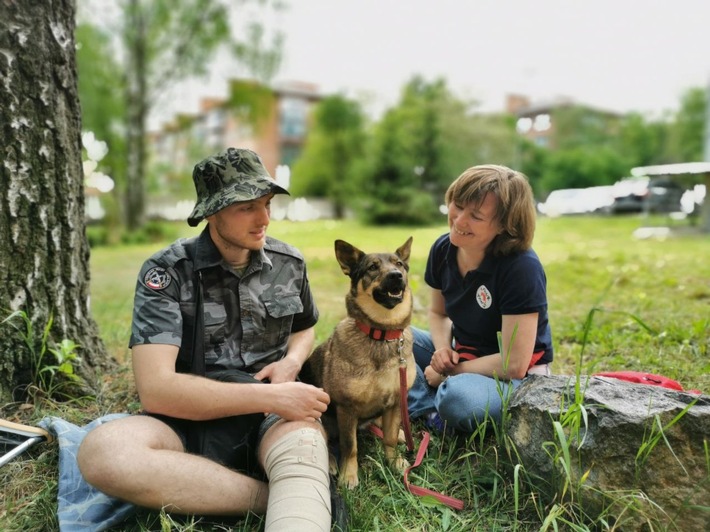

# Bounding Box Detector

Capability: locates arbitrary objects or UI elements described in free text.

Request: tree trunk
[124,0,147,231]
[0,0,114,403]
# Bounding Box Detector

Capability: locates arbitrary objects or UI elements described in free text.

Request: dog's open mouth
[374,280,407,308]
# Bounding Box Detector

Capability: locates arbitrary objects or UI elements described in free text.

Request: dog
[301,237,416,489]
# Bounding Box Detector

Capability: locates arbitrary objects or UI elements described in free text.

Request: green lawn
[3,214,709,531]
[91,215,710,392]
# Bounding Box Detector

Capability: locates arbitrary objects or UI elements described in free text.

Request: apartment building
[507,93,622,150]
[151,79,322,181]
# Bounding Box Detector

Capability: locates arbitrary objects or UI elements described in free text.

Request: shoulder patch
[144,267,172,290]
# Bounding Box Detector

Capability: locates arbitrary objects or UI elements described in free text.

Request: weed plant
[2,215,709,531]
[1,311,84,401]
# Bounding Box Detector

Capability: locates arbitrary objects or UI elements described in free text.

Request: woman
[408,164,553,433]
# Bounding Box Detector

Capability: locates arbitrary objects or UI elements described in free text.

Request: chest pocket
[203,300,228,365]
[261,294,303,350]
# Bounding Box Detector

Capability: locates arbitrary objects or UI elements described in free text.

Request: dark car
[610,177,685,214]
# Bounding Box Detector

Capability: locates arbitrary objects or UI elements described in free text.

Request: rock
[507,374,710,531]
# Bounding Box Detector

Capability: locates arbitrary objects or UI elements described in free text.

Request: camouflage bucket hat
[187,147,289,227]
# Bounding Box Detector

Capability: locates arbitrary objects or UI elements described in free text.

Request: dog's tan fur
[302,237,416,488]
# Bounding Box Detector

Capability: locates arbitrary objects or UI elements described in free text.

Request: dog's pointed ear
[395,237,413,263]
[334,240,365,276]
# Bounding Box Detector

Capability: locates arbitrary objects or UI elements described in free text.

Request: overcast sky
[154,0,710,128]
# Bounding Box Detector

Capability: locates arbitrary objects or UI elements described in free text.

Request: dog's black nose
[387,271,403,280]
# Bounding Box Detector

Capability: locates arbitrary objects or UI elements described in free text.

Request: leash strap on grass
[403,430,465,510]
[366,424,465,510]
[367,354,465,510]
[399,364,465,510]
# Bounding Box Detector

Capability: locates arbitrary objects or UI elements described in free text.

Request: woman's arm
[428,289,454,351]
[442,313,538,380]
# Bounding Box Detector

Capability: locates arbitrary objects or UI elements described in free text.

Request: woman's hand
[430,347,459,375]
[424,365,447,388]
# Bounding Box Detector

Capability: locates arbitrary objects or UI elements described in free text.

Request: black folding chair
[0,419,53,467]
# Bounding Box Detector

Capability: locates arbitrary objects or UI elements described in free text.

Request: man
[78,148,334,531]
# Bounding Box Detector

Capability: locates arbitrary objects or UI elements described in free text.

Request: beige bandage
[262,427,331,532]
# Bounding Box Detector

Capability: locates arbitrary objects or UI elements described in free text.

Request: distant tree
[76,22,126,237]
[540,147,627,193]
[552,105,622,151]
[0,0,109,403]
[361,76,469,225]
[517,139,550,198]
[363,117,438,225]
[290,94,366,218]
[77,0,284,230]
[668,87,707,162]
[616,112,670,168]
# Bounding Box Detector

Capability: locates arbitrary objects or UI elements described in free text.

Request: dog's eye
[368,263,379,271]
[394,260,403,267]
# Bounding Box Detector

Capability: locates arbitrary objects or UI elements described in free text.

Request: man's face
[207,193,275,254]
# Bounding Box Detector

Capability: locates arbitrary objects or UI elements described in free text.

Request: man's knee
[77,422,120,488]
[259,420,326,460]
[262,426,328,472]
[77,416,181,489]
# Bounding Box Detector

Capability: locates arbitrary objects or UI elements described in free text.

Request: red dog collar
[356,322,404,341]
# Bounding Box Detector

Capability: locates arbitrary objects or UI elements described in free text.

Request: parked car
[537,186,614,217]
[610,177,685,214]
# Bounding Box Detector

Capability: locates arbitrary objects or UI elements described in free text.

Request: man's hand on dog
[270,381,330,422]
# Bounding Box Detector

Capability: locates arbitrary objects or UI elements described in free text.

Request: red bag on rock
[594,371,702,395]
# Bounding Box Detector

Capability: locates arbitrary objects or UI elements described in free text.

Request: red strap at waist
[454,342,545,369]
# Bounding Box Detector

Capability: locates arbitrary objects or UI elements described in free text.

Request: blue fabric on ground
[39,414,136,532]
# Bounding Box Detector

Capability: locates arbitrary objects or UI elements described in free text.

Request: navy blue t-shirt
[424,233,553,365]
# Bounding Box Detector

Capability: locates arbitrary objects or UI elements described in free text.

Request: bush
[361,189,441,226]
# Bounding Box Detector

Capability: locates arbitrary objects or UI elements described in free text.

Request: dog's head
[334,237,413,317]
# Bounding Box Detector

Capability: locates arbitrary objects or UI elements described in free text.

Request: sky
[153,0,710,129]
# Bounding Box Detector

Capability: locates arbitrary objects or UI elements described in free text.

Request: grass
[2,214,709,531]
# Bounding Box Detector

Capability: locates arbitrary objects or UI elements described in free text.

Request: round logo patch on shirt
[144,267,172,290]
[476,285,492,309]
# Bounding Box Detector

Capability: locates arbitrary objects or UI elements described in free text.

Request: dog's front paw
[339,460,359,489]
[339,471,359,489]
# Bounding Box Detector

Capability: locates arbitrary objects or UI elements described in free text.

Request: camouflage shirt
[129,227,318,376]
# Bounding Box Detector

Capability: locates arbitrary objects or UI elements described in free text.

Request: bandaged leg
[262,427,331,532]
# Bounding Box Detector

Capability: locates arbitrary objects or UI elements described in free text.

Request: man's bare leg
[77,415,268,515]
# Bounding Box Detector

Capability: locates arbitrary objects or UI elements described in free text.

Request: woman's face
[447,192,502,252]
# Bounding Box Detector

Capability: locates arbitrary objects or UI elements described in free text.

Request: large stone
[507,375,710,531]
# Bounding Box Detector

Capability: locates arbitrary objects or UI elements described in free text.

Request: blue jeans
[407,327,523,433]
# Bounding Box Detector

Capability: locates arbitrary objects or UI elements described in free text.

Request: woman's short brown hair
[444,164,537,256]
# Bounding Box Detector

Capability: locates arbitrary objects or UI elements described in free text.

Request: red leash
[368,351,464,510]
[360,330,465,510]
[399,364,465,510]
